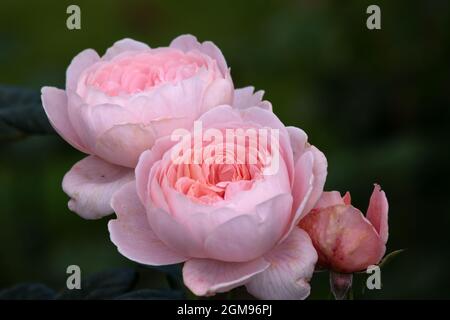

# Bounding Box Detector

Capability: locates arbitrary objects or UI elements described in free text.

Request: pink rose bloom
[108,101,328,299]
[41,35,234,219]
[299,185,389,273]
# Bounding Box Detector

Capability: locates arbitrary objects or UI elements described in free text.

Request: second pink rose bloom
[109,103,328,299]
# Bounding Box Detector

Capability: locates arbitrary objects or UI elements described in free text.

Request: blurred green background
[1,0,449,299]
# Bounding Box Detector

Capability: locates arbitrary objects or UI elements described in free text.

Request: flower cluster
[42,35,388,299]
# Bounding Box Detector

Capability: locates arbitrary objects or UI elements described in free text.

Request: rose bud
[299,184,388,273]
[41,35,234,219]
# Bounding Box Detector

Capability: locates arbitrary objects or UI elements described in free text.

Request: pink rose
[41,35,234,219]
[108,103,328,299]
[299,185,389,273]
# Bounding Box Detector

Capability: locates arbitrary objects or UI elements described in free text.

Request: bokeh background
[1,0,449,299]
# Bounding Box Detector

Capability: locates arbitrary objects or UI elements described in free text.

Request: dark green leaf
[378,249,405,269]
[115,289,184,300]
[0,283,56,300]
[56,268,138,300]
[0,85,54,140]
[144,264,183,290]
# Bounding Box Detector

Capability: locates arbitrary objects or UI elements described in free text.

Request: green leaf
[115,289,184,300]
[0,85,54,140]
[378,249,405,269]
[0,283,56,300]
[56,268,138,300]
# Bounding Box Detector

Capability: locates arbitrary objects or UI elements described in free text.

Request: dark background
[1,0,449,299]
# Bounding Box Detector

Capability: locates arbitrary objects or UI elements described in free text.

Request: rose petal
[315,191,345,209]
[197,105,243,129]
[198,105,295,185]
[291,150,314,222]
[83,103,138,138]
[147,206,207,258]
[103,38,150,60]
[366,184,389,243]
[126,77,204,119]
[204,194,293,262]
[62,156,134,219]
[291,146,328,226]
[66,49,100,92]
[241,106,295,183]
[149,117,193,138]
[66,91,95,150]
[94,123,157,168]
[170,34,229,76]
[233,86,272,111]
[246,228,317,300]
[108,181,187,265]
[286,126,308,163]
[301,146,328,215]
[41,86,88,153]
[158,153,291,222]
[135,137,175,205]
[183,258,270,296]
[126,72,229,124]
[343,191,351,205]
[202,78,234,113]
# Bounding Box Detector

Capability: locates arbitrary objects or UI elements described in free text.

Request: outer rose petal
[343,191,351,205]
[287,126,308,163]
[148,206,207,258]
[183,258,270,296]
[94,123,157,168]
[170,34,228,76]
[291,151,314,223]
[233,86,272,111]
[135,137,176,205]
[109,182,187,265]
[66,49,100,92]
[66,91,95,150]
[41,86,88,153]
[202,79,234,113]
[246,229,318,300]
[301,146,328,216]
[204,194,293,262]
[290,146,328,228]
[315,191,345,209]
[62,156,134,219]
[366,184,389,243]
[103,38,150,60]
[83,103,138,138]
